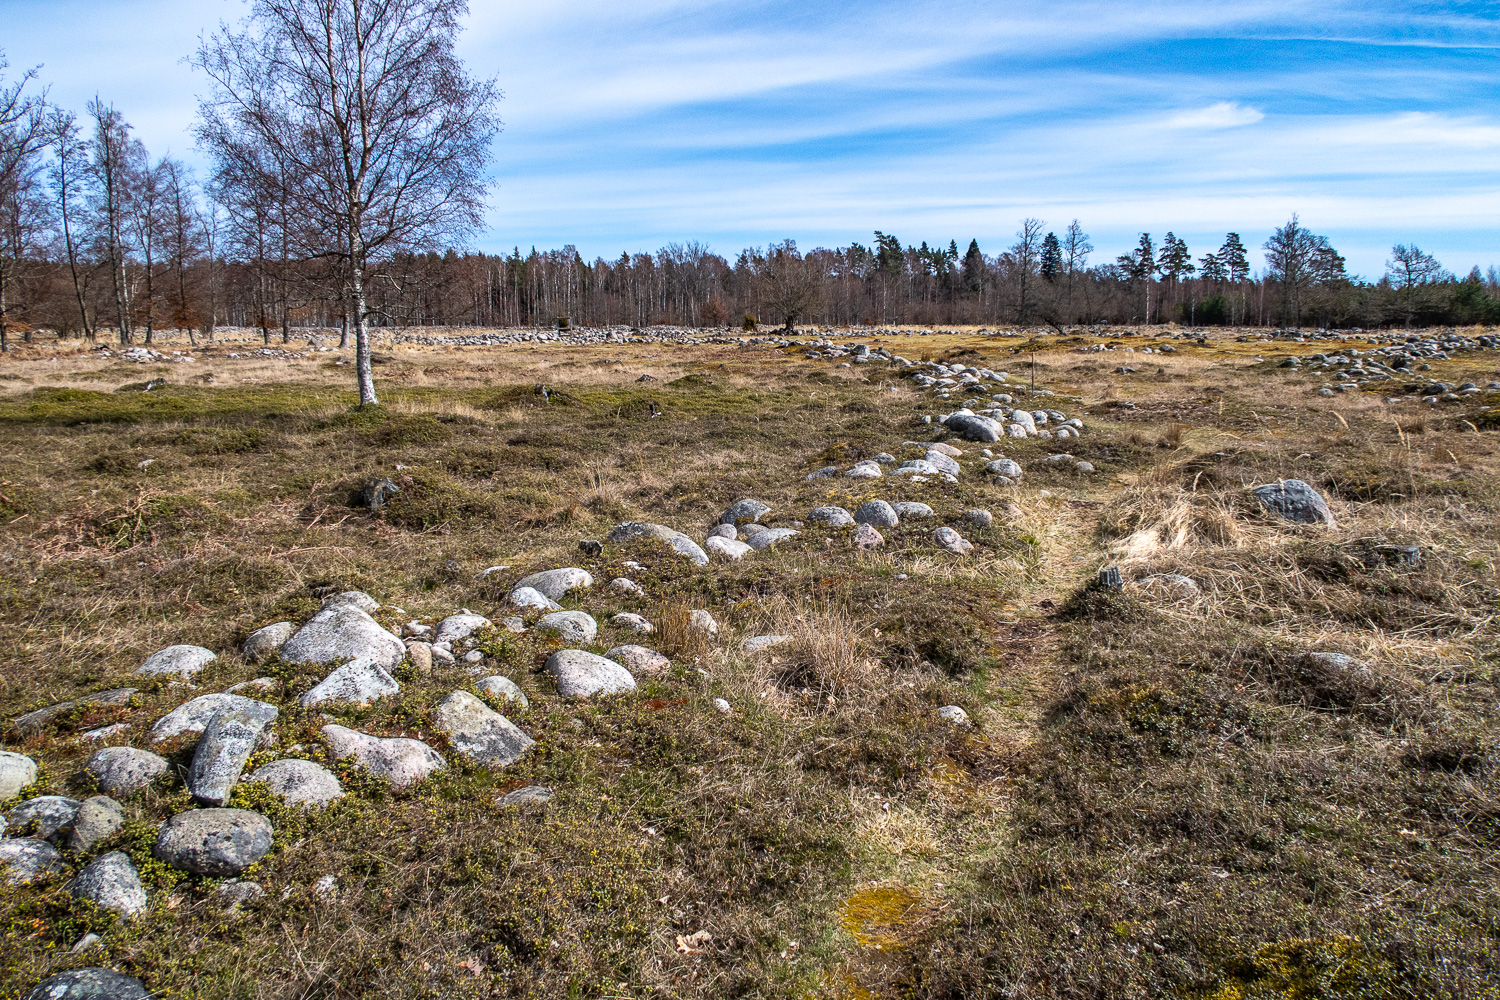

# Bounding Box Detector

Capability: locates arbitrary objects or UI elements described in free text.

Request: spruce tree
[1040,232,1062,283]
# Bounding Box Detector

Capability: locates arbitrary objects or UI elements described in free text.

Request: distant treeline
[4,64,1498,345]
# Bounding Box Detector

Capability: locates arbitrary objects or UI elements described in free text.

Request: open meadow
[1,325,1498,999]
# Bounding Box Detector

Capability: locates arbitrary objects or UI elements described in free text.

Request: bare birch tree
[195,0,501,404]
[0,53,49,352]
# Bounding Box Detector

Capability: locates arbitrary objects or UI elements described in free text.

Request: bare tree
[195,0,502,405]
[1007,218,1045,324]
[160,158,204,343]
[1262,214,1340,328]
[49,112,95,341]
[0,53,49,352]
[1386,244,1444,327]
[86,99,144,344]
[756,240,823,332]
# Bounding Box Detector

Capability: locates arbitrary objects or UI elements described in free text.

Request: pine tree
[1040,232,1062,283]
[961,239,984,295]
[1218,233,1249,282]
[1116,233,1155,322]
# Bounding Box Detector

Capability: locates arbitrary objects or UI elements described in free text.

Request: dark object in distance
[578,540,603,556]
[361,478,400,509]
[1097,566,1123,591]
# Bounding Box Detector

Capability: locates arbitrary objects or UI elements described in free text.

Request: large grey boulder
[322,725,446,788]
[513,568,593,601]
[923,450,962,476]
[607,522,710,566]
[719,499,771,525]
[894,459,940,476]
[241,622,295,662]
[805,465,839,480]
[934,526,975,554]
[69,852,146,917]
[431,613,492,647]
[985,458,1022,479]
[433,691,534,769]
[6,796,81,843]
[891,502,933,519]
[476,675,529,709]
[0,750,37,800]
[298,657,401,709]
[248,759,344,809]
[1254,479,1335,526]
[745,528,798,551]
[536,611,598,644]
[14,689,136,735]
[610,612,653,634]
[0,838,64,884]
[509,586,562,611]
[86,747,169,797]
[807,506,854,528]
[545,650,637,699]
[844,461,883,479]
[854,500,899,528]
[68,796,125,852]
[150,694,268,742]
[25,968,149,1000]
[280,604,405,670]
[153,808,273,876]
[187,701,279,806]
[944,413,1005,442]
[604,645,671,674]
[136,645,217,679]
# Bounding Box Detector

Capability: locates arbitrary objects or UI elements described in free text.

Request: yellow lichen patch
[838,883,929,950]
[1203,936,1394,1000]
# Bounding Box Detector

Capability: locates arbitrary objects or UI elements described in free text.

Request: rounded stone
[87,747,169,797]
[891,502,933,519]
[536,611,598,644]
[249,759,345,809]
[321,725,446,788]
[705,536,754,560]
[26,968,149,1000]
[280,605,405,671]
[6,795,82,843]
[241,622,295,663]
[431,613,491,647]
[705,523,737,540]
[610,612,653,634]
[150,694,270,742]
[719,498,772,525]
[509,586,562,611]
[854,500,899,528]
[136,645,217,679]
[807,506,854,528]
[923,450,962,476]
[1254,479,1335,526]
[604,645,671,673]
[938,705,970,725]
[745,528,798,550]
[475,675,529,709]
[740,634,792,655]
[68,796,125,852]
[299,658,400,709]
[985,459,1022,479]
[433,691,534,769]
[544,650,637,699]
[0,838,65,885]
[69,851,147,917]
[322,591,378,612]
[852,523,885,550]
[514,568,593,601]
[961,509,994,529]
[0,750,37,800]
[933,526,974,554]
[153,808,273,876]
[607,522,710,566]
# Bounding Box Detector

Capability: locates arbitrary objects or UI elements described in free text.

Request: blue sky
[4,0,1498,276]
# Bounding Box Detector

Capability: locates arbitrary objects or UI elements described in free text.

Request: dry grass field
[1,325,1498,999]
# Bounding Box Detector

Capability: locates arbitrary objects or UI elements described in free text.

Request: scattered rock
[845,461,884,479]
[807,506,855,528]
[545,650,637,699]
[927,442,962,457]
[0,838,64,884]
[67,796,125,852]
[431,613,492,647]
[944,413,1005,442]
[280,604,406,671]
[610,577,645,597]
[938,706,970,725]
[86,746,169,796]
[745,527,798,550]
[248,760,344,809]
[433,691,534,769]
[496,785,553,807]
[893,459,939,476]
[225,677,277,694]
[985,458,1022,478]
[0,751,37,799]
[961,509,994,529]
[152,694,269,742]
[322,591,379,613]
[933,526,974,554]
[187,701,280,806]
[713,698,731,714]
[854,500,899,528]
[67,932,102,956]
[605,645,671,673]
[1254,479,1336,526]
[360,477,400,510]
[852,523,885,550]
[1074,461,1096,473]
[578,539,603,556]
[719,499,771,525]
[476,675,529,709]
[6,796,82,843]
[805,465,839,480]
[69,852,147,917]
[136,644,217,679]
[514,568,593,601]
[610,612,654,634]
[14,689,138,736]
[891,501,933,519]
[1136,573,1201,600]
[406,642,433,674]
[741,634,792,654]
[322,725,446,788]
[242,623,295,662]
[301,658,402,710]
[25,968,148,1000]
[153,808,273,876]
[510,586,563,611]
[706,535,754,560]
[706,523,737,540]
[536,611,598,644]
[607,522,710,566]
[923,450,962,476]
[689,610,720,637]
[218,879,266,912]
